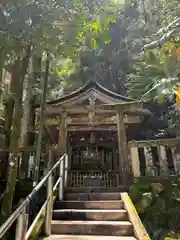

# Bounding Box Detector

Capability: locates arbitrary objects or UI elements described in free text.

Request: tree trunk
[3,61,20,180]
[20,55,38,178]
[29,96,36,145]
[0,52,6,100]
[20,54,41,147]
[33,52,49,186]
[0,45,31,223]
[20,58,33,146]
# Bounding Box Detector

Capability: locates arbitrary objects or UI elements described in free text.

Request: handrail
[25,198,49,239]
[0,151,67,239]
[120,193,150,240]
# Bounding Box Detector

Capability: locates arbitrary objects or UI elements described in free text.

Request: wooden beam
[45,115,141,126]
[144,147,155,176]
[58,112,67,154]
[68,125,117,132]
[67,139,72,170]
[45,125,56,144]
[129,138,180,148]
[41,100,151,116]
[129,145,140,177]
[70,141,116,148]
[45,118,59,125]
[70,117,140,125]
[157,145,169,176]
[171,147,180,175]
[116,107,130,185]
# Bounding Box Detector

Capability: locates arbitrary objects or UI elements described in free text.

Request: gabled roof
[34,81,151,118]
[46,81,133,106]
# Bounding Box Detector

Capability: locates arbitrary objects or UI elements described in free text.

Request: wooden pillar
[157,145,169,176]
[102,149,105,167]
[109,150,113,169]
[67,140,72,170]
[129,143,140,177]
[112,147,117,170]
[116,107,129,184]
[58,112,67,154]
[144,147,156,176]
[171,147,180,175]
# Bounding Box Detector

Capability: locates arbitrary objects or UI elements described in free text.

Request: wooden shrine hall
[37,81,151,188]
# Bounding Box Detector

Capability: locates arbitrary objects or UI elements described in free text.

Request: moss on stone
[129,182,152,202]
[29,208,46,240]
[28,194,56,239]
[129,178,180,240]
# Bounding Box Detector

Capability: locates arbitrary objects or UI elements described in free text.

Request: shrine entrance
[39,81,151,187]
[68,130,119,187]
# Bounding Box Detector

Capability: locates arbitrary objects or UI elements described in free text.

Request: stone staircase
[42,188,149,240]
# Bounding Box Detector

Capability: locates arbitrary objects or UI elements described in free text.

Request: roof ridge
[34,81,134,108]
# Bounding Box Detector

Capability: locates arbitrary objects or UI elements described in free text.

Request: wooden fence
[128,138,180,177]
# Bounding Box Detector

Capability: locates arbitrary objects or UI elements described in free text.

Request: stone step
[64,192,121,201]
[65,187,127,193]
[54,201,124,210]
[41,235,137,240]
[51,221,133,236]
[52,209,128,221]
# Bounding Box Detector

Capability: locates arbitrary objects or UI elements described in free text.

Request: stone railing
[128,138,180,177]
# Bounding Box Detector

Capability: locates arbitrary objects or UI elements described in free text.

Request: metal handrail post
[64,154,68,188]
[15,207,28,240]
[0,152,66,239]
[58,156,65,200]
[44,149,53,236]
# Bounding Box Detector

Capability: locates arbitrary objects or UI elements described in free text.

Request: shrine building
[36,81,153,188]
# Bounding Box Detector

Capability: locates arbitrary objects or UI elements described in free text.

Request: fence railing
[69,170,119,188]
[128,138,180,177]
[0,149,68,240]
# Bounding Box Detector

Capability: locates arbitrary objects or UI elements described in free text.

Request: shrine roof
[46,80,133,105]
[34,81,152,118]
